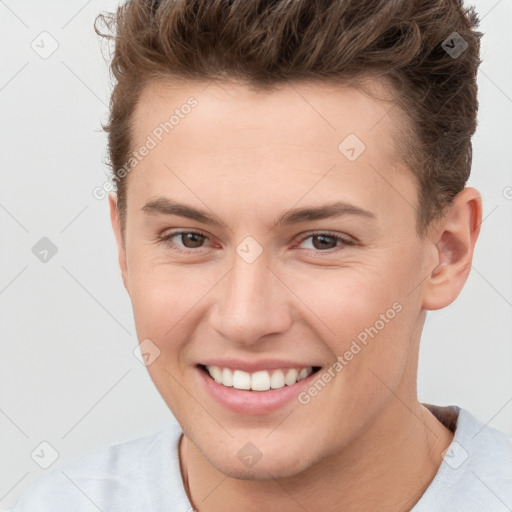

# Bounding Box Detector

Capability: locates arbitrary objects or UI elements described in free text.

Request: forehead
[133,77,404,153]
[127,78,418,229]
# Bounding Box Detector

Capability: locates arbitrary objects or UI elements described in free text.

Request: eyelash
[156,229,356,255]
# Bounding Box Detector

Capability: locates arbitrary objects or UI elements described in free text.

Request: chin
[199,439,318,481]
[210,455,312,481]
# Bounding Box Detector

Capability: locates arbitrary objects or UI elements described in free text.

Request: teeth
[270,369,285,389]
[284,369,299,385]
[205,365,313,391]
[232,369,251,390]
[222,367,233,387]
[251,371,270,391]
[298,368,309,381]
[210,366,222,384]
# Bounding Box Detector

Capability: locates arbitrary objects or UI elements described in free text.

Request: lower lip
[196,366,320,415]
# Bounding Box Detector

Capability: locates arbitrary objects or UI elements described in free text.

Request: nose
[208,250,293,346]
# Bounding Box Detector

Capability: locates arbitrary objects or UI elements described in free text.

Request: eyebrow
[142,197,376,227]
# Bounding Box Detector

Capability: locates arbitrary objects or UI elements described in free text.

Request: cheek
[126,255,225,358]
[126,254,181,338]
[291,262,404,339]
[289,250,420,379]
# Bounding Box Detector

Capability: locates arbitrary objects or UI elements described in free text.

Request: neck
[179,400,454,512]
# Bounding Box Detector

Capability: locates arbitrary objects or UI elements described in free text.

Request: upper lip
[198,358,321,373]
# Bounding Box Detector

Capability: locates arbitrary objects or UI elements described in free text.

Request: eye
[296,232,355,253]
[157,229,356,255]
[157,230,210,254]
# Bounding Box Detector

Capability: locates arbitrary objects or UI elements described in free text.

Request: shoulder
[7,421,191,512]
[415,406,512,511]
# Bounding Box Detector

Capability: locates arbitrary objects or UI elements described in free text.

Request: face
[111,78,437,478]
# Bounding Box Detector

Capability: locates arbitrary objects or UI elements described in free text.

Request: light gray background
[1,0,511,508]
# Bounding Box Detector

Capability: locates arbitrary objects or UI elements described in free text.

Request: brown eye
[179,232,206,249]
[297,232,355,254]
[310,234,338,250]
[158,230,210,253]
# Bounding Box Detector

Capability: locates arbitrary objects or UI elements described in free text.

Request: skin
[109,78,482,511]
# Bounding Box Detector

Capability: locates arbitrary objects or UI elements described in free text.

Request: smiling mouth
[198,364,322,391]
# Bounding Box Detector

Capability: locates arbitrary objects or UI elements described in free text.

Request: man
[10,0,512,510]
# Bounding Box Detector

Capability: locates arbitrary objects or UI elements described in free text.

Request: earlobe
[422,188,482,310]
[108,192,129,293]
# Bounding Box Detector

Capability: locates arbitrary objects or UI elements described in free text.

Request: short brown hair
[95,0,482,235]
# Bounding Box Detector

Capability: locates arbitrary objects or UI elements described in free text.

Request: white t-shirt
[7,404,512,511]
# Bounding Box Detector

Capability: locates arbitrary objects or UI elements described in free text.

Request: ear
[108,192,130,294]
[422,187,482,310]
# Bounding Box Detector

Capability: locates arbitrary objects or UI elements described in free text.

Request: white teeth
[205,365,314,391]
[208,365,222,383]
[222,367,233,387]
[232,369,251,390]
[270,369,285,389]
[251,371,271,391]
[298,368,309,381]
[284,369,299,385]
